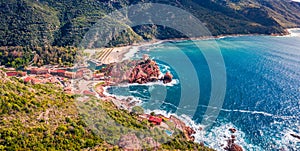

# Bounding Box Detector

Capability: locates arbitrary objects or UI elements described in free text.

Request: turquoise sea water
[107,35,300,150]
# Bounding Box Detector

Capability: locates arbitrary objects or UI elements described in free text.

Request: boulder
[163,71,173,84]
[225,143,243,151]
[184,126,196,141]
[229,128,237,133]
[291,133,300,140]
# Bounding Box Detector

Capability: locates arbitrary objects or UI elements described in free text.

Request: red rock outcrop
[101,57,173,84]
[225,143,243,151]
[128,59,161,84]
[184,126,196,141]
[163,71,173,84]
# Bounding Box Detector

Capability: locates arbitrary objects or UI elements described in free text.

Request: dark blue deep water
[107,35,300,150]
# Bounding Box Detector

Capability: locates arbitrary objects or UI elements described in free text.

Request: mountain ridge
[1,0,300,48]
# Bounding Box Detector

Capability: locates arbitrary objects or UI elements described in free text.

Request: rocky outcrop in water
[229,128,237,133]
[184,126,196,141]
[128,58,161,84]
[163,71,173,84]
[103,56,173,84]
[224,128,243,151]
[225,143,243,151]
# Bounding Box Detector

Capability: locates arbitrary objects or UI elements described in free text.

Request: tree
[131,106,144,115]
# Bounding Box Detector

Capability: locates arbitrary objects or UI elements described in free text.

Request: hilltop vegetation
[1,0,300,48]
[0,0,300,68]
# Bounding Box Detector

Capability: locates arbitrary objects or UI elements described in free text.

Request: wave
[143,108,261,150]
[198,123,261,151]
[197,104,299,120]
[111,79,179,88]
[284,28,300,37]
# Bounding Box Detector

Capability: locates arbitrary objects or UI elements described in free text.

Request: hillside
[0,70,214,150]
[1,0,300,48]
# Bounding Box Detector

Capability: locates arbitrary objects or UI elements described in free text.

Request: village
[1,65,106,94]
[0,49,201,143]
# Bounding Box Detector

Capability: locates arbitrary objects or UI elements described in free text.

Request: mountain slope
[0,0,299,47]
[0,70,214,150]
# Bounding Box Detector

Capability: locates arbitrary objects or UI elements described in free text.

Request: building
[148,116,163,125]
[30,68,49,75]
[50,69,66,77]
[83,90,96,96]
[6,71,18,77]
[93,72,105,80]
[64,71,76,79]
[75,70,83,79]
[19,72,27,77]
[24,77,32,83]
[78,68,91,74]
[31,78,42,85]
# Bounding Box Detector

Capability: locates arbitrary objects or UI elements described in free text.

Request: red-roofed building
[24,77,32,83]
[19,72,27,77]
[83,90,96,96]
[76,70,83,79]
[49,77,59,83]
[93,73,105,80]
[148,116,163,125]
[6,71,18,77]
[64,71,76,79]
[31,78,42,85]
[50,69,66,77]
[78,68,91,73]
[57,70,66,77]
[30,68,48,75]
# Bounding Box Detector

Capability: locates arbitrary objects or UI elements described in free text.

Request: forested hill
[1,0,300,48]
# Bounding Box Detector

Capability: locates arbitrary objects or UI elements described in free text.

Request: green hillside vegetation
[0,46,78,68]
[0,71,214,150]
[1,0,300,67]
[1,0,300,48]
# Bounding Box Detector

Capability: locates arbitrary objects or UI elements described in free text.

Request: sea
[106,32,300,150]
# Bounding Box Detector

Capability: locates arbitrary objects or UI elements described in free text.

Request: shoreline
[115,29,297,63]
[96,28,300,149]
